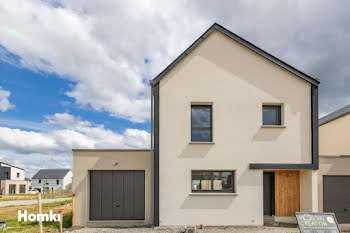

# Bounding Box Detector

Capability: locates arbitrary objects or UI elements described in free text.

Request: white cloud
[0,86,14,112]
[0,113,150,176]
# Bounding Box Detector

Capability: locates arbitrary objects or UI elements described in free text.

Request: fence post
[59,209,63,232]
[72,194,76,226]
[37,192,43,233]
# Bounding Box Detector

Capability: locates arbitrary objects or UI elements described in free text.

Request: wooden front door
[275,170,300,216]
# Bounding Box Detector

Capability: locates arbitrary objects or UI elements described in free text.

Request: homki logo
[18,210,61,222]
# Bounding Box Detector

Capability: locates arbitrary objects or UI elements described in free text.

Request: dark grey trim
[152,23,320,86]
[250,163,316,170]
[250,84,319,170]
[72,149,151,152]
[319,104,350,126]
[152,83,159,226]
[311,84,319,170]
[320,155,350,158]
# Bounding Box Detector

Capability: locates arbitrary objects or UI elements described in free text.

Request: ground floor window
[9,184,16,194]
[19,185,26,194]
[192,170,235,193]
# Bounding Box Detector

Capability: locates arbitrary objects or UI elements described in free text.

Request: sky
[0,0,349,177]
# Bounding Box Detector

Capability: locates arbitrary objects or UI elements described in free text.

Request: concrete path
[0,197,71,207]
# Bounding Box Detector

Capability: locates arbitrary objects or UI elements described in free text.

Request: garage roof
[319,104,350,126]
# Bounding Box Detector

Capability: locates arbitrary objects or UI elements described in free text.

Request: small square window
[192,170,234,193]
[263,105,282,126]
[191,105,212,142]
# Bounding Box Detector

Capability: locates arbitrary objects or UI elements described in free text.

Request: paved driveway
[0,197,71,207]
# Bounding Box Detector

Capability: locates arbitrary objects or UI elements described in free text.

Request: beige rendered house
[0,162,29,195]
[318,104,350,223]
[72,23,320,227]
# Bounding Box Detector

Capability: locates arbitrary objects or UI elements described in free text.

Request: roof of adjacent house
[319,104,350,126]
[0,162,25,170]
[151,23,320,86]
[32,169,71,179]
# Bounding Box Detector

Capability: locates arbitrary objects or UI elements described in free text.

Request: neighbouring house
[318,104,350,223]
[73,23,320,227]
[31,169,72,193]
[0,162,29,195]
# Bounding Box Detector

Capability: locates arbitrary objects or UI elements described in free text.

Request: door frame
[263,172,275,216]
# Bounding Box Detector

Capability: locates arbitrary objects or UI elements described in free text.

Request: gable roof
[32,169,71,179]
[151,23,320,86]
[0,162,25,170]
[319,104,350,126]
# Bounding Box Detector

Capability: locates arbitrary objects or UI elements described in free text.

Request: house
[318,104,350,223]
[72,23,320,227]
[0,162,29,195]
[31,169,72,193]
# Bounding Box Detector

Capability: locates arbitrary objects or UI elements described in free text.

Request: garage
[323,176,350,223]
[90,170,145,220]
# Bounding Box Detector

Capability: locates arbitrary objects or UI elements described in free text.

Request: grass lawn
[0,199,72,232]
[0,194,72,202]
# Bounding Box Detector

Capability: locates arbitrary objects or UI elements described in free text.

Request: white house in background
[31,169,72,193]
[0,162,30,194]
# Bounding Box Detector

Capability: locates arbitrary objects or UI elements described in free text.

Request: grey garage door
[324,176,350,223]
[90,170,145,220]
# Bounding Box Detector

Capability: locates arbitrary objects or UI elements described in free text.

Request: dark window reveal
[191,105,212,142]
[39,179,41,184]
[17,173,20,178]
[192,171,234,193]
[56,180,59,185]
[263,105,282,126]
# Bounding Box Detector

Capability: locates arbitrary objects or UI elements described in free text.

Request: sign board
[295,212,340,233]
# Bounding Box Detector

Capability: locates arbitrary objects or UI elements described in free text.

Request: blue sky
[0,61,150,133]
[0,0,350,177]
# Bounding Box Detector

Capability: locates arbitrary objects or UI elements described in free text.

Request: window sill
[189,141,215,144]
[189,192,238,196]
[261,125,286,128]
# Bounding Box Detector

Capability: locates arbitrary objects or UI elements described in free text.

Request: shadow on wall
[236,166,261,187]
[180,195,234,209]
[252,128,284,142]
[178,144,214,158]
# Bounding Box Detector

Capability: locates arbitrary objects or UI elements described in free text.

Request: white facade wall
[31,171,72,191]
[158,30,315,226]
[1,164,25,180]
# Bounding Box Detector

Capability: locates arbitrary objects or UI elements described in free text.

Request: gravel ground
[69,226,300,233]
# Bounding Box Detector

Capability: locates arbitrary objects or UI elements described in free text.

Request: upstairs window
[4,172,9,180]
[191,105,212,142]
[17,173,20,178]
[192,171,235,193]
[56,180,59,185]
[39,179,41,184]
[263,105,282,126]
